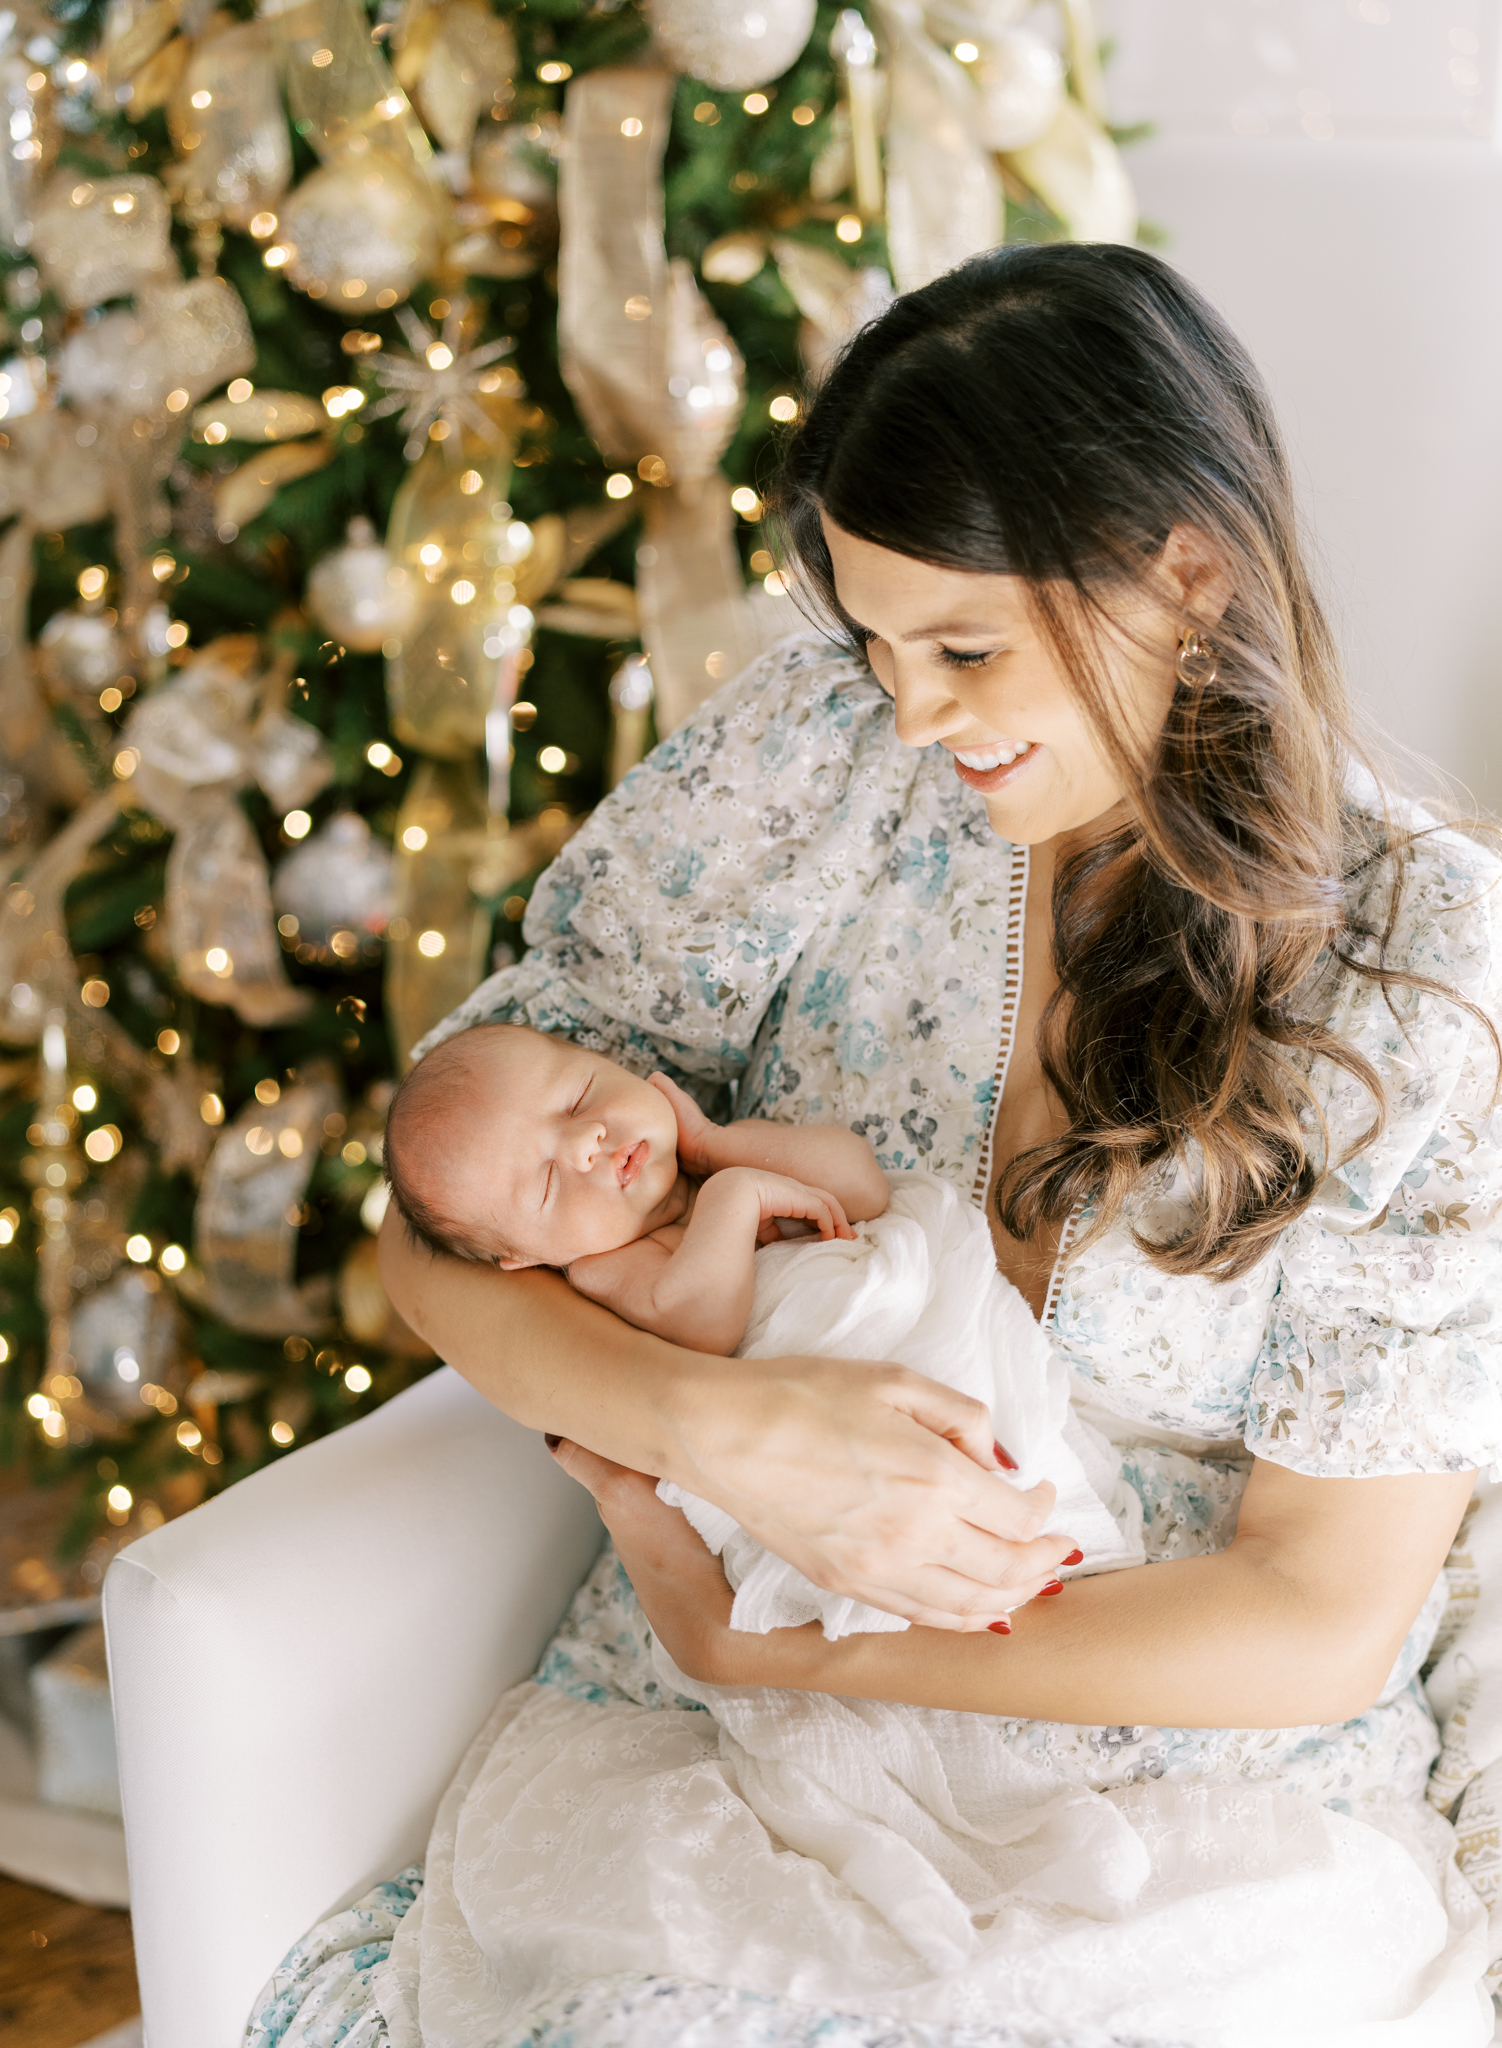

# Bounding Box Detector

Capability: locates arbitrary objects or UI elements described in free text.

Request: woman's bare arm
[560,1442,1475,1729]
[379,1207,1075,1630]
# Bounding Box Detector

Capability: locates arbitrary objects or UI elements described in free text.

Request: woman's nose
[888,663,964,751]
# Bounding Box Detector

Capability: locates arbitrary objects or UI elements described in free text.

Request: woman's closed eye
[848,620,999,673]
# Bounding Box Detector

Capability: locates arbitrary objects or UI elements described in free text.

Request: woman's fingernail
[1061,1548,1084,1567]
[993,1441,1019,1471]
[987,1618,1012,1635]
[1039,1580,1063,1595]
[544,1433,561,1450]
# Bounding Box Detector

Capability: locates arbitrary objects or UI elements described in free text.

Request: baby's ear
[496,1254,537,1272]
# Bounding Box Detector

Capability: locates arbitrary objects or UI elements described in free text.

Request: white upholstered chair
[102,1366,603,2048]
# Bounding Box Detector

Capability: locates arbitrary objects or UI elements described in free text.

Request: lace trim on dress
[968,841,1029,1213]
[1041,1199,1082,1335]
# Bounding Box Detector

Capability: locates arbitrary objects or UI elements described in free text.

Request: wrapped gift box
[32,1623,122,1820]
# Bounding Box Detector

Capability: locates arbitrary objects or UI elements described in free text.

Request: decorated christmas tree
[0,0,1135,1606]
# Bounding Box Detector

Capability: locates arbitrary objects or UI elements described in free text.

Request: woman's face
[820,515,1183,848]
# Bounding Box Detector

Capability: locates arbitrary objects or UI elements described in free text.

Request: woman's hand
[549,1437,1068,1686]
[662,1355,1076,1632]
[548,1441,753,1684]
[380,1211,1078,1632]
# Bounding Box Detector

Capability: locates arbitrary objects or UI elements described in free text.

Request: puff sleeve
[1246,830,1502,1478]
[410,635,889,1110]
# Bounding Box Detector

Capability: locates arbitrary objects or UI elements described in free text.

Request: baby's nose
[566,1118,606,1168]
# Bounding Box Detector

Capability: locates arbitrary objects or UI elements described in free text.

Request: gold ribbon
[557,66,754,734]
[872,0,1002,292]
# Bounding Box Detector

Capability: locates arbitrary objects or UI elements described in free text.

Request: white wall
[1099,0,1502,808]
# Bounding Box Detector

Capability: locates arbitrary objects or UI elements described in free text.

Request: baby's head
[384,1023,683,1270]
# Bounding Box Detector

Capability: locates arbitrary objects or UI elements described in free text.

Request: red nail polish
[1039,1580,1063,1595]
[1061,1548,1084,1567]
[994,1441,1019,1471]
[987,1618,1012,1634]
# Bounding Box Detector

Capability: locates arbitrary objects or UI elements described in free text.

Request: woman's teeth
[954,742,1032,770]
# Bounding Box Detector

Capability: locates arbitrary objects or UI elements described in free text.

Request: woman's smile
[948,739,1038,794]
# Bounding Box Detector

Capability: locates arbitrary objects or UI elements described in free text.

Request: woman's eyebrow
[898,619,1000,642]
[842,610,1002,643]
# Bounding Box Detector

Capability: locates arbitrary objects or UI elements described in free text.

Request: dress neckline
[966,837,1078,1335]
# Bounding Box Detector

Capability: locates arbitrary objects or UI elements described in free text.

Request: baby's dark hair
[383,1021,542,1264]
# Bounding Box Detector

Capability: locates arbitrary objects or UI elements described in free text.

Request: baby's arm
[650,1074,889,1222]
[569,1168,853,1355]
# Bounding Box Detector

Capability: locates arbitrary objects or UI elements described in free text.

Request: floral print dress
[415,630,1502,1809]
[249,634,1502,2048]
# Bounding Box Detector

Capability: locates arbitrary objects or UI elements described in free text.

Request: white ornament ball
[643,0,816,90]
[974,30,1066,154]
[279,159,444,316]
[39,608,124,696]
[273,812,394,944]
[306,518,420,653]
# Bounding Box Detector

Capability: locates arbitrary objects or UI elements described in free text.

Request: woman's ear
[1158,523,1235,629]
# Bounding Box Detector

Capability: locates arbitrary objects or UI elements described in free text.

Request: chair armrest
[104,1366,602,2048]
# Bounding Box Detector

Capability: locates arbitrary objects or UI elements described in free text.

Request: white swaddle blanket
[657,1170,1143,1637]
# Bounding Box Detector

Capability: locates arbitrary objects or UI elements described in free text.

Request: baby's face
[452,1035,682,1269]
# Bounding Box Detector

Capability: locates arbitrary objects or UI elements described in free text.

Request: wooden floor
[0,1874,138,2048]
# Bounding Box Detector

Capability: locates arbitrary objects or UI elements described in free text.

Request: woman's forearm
[712,1458,1478,1729]
[379,1206,704,1474]
[378,1205,1078,1634]
[746,1543,1391,1729]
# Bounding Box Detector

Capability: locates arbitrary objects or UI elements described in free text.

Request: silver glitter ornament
[71,1267,185,1422]
[279,155,445,317]
[38,608,126,699]
[272,811,395,946]
[305,516,419,652]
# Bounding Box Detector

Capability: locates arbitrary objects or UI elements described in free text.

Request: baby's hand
[649,1071,717,1177]
[707,1167,855,1248]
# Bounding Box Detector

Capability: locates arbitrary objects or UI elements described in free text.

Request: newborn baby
[385,1023,1142,1636]
[383,1021,894,1353]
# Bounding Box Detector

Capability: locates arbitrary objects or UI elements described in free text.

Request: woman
[368,244,1502,2043]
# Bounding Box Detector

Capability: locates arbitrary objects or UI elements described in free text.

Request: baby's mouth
[617,1140,647,1189]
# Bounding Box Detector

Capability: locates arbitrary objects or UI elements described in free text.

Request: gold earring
[1176,627,1218,689]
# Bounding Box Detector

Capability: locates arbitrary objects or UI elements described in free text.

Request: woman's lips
[618,1140,647,1189]
[950,742,1038,796]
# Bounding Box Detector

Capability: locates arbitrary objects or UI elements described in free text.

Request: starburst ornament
[364,303,518,461]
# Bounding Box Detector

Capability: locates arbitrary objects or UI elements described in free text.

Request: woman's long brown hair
[771,242,1496,1281]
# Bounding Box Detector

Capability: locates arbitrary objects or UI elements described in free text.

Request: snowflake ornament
[364,302,518,460]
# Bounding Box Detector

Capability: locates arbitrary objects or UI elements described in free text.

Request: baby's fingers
[807,1186,851,1240]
